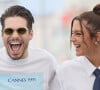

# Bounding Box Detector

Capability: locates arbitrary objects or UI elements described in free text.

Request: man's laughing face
[2,16,33,60]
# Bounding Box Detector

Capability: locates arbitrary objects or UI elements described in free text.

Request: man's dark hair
[0,5,34,30]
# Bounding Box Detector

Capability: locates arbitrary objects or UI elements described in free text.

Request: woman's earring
[95,41,98,45]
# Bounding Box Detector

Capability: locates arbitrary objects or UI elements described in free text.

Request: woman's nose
[70,35,76,42]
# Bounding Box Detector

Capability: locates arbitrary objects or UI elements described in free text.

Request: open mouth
[9,41,22,54]
[75,45,80,48]
[73,44,81,50]
[11,44,21,51]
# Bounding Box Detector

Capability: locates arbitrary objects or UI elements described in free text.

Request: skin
[2,16,33,60]
[71,20,100,67]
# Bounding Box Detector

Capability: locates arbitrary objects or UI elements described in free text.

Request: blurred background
[0,0,99,63]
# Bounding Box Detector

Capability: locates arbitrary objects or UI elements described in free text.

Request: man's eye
[4,29,13,35]
[17,28,27,34]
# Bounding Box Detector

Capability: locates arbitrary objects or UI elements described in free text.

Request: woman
[56,4,100,90]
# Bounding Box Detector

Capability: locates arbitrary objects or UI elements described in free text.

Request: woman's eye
[76,32,82,35]
[71,31,83,37]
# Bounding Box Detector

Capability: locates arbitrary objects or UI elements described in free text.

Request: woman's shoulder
[57,56,85,73]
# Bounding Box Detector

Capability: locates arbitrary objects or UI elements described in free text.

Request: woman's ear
[96,32,100,42]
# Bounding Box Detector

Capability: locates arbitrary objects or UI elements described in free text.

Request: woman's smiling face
[71,20,96,56]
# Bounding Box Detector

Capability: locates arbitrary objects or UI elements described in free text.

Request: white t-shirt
[0,47,58,90]
[56,56,97,90]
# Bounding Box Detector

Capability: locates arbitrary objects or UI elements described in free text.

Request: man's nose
[11,31,19,38]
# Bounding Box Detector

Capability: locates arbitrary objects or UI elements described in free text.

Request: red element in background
[62,11,73,25]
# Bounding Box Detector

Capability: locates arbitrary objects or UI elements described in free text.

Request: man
[0,5,58,90]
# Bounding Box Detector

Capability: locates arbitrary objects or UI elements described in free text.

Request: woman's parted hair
[71,4,100,38]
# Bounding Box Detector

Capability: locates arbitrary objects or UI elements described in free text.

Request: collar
[77,56,96,77]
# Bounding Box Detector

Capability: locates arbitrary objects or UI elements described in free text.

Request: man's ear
[1,30,3,37]
[29,30,33,40]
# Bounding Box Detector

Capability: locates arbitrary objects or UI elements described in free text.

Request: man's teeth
[10,42,20,44]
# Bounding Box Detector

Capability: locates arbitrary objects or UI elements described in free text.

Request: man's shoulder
[29,47,58,63]
[0,47,6,53]
[29,47,54,57]
[29,47,59,69]
[0,47,7,59]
